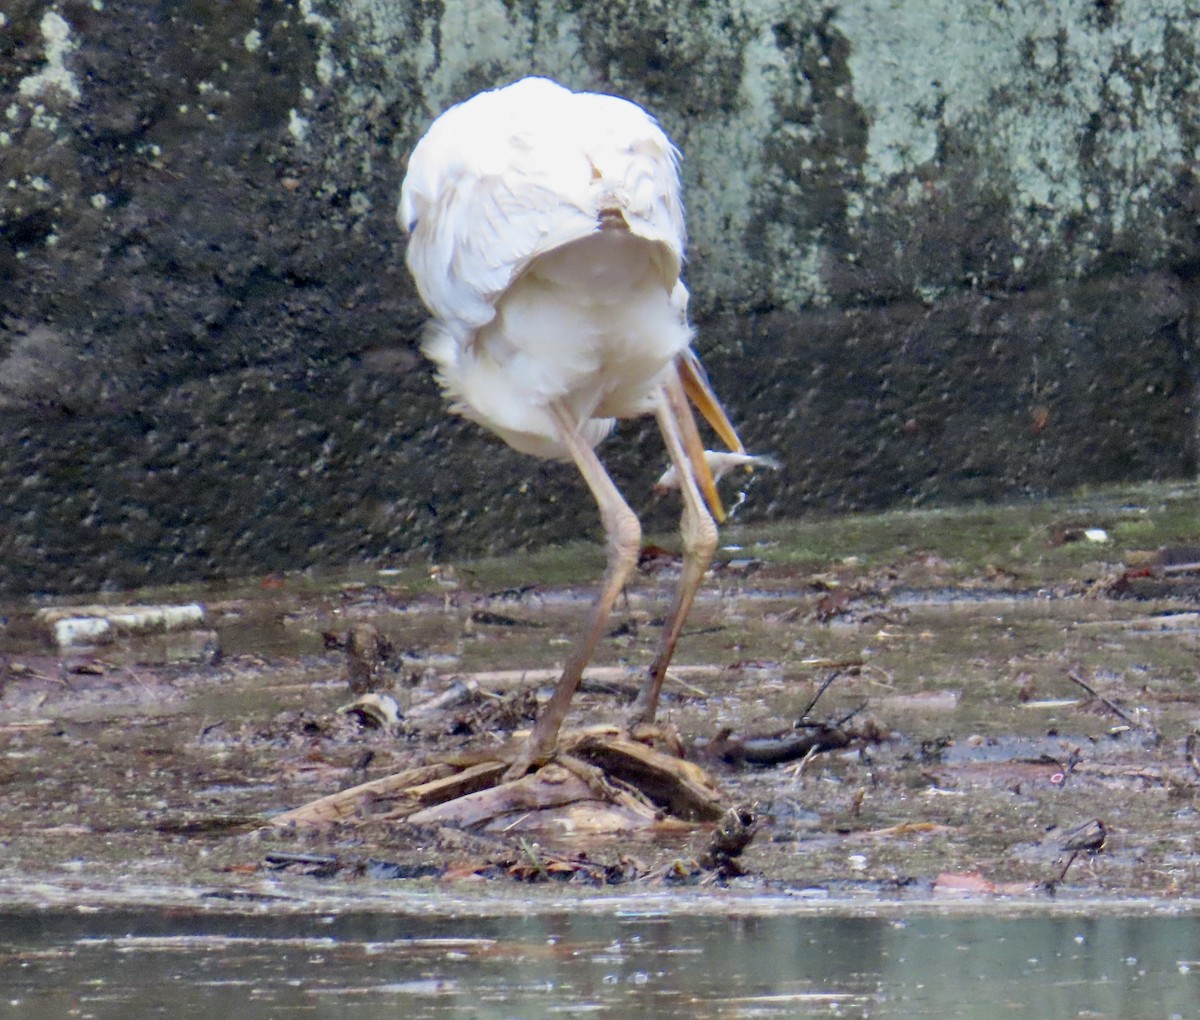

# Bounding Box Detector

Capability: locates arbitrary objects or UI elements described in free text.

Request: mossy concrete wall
[2,0,1198,595]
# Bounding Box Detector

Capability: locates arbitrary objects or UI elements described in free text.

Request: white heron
[399,77,759,777]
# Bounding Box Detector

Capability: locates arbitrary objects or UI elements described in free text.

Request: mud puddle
[0,481,1198,914]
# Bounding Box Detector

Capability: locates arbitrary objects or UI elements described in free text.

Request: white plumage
[400,77,755,773]
[401,77,691,458]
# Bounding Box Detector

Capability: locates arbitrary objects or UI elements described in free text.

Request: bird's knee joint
[606,505,642,568]
[684,511,718,559]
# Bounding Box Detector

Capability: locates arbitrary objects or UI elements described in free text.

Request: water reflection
[1,909,1196,1018]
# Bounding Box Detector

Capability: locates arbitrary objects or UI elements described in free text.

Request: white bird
[399,77,753,776]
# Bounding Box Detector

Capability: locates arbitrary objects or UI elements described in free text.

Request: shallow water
[3,909,1197,1018]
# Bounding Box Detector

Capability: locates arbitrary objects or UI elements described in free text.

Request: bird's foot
[501,740,554,783]
[626,690,654,730]
[626,684,682,753]
[625,718,686,758]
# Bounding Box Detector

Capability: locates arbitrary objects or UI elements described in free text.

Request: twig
[1056,850,1081,883]
[122,665,156,696]
[265,851,338,868]
[783,744,821,778]
[794,670,842,724]
[861,662,896,687]
[832,701,869,729]
[517,838,550,881]
[663,669,711,698]
[1066,671,1137,728]
[406,678,481,719]
[502,812,534,833]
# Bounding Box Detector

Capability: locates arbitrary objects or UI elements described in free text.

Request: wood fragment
[338,693,401,728]
[566,731,727,822]
[469,609,547,628]
[388,760,512,813]
[36,603,207,648]
[267,762,458,827]
[434,665,720,688]
[1067,761,1170,784]
[407,763,658,829]
[851,820,956,840]
[268,726,728,832]
[406,678,483,719]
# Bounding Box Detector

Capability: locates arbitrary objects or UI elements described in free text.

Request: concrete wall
[1,0,1197,595]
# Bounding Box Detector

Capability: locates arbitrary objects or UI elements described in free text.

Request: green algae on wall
[299,0,1200,312]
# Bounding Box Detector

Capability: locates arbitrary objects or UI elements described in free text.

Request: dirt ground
[2,481,1199,910]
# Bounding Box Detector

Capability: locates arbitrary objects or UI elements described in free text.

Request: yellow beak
[670,350,749,522]
[677,349,746,456]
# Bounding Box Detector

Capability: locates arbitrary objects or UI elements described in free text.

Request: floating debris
[338,693,402,729]
[405,678,482,720]
[36,603,206,648]
[1053,818,1110,885]
[697,805,757,877]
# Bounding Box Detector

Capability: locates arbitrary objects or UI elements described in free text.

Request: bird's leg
[628,370,718,728]
[504,400,641,781]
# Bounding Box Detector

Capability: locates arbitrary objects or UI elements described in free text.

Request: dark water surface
[2,908,1197,1018]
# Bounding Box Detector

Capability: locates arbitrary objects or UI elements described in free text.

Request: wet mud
[1,482,1199,911]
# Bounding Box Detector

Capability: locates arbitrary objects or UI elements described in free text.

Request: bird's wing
[405,166,596,332]
[400,78,686,333]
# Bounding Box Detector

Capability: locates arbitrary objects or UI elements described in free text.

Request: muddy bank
[1,482,1198,912]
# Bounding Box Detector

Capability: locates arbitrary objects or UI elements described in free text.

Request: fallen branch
[266,725,728,832]
[705,723,854,767]
[266,761,491,827]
